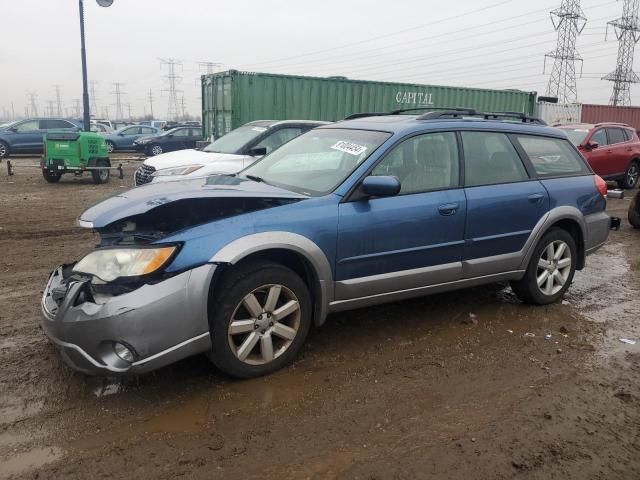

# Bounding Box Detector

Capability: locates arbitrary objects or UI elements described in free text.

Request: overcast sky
[0,0,632,121]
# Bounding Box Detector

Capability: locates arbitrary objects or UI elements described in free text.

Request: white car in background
[134,120,328,186]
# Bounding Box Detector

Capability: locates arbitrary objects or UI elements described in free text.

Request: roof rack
[595,121,629,127]
[345,108,547,125]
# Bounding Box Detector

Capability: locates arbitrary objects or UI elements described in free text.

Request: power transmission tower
[180,95,187,119]
[148,89,154,118]
[54,85,63,117]
[544,1,587,103]
[47,100,56,118]
[90,81,99,117]
[110,82,126,120]
[11,102,16,120]
[27,92,38,117]
[126,102,132,120]
[160,58,183,121]
[603,0,640,105]
[198,61,222,74]
[73,99,82,118]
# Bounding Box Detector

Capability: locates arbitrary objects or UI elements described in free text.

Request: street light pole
[78,0,113,132]
[78,0,90,131]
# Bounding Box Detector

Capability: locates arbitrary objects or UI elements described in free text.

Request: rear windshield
[203,125,272,154]
[515,135,589,176]
[559,128,590,146]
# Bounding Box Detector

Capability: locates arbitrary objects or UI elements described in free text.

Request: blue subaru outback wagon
[41,109,613,378]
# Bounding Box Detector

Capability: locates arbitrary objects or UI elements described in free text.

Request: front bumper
[41,264,216,375]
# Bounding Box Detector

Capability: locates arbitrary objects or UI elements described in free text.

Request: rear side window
[461,131,528,186]
[606,128,626,145]
[516,136,589,177]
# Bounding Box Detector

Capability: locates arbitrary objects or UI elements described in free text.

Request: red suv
[559,123,640,189]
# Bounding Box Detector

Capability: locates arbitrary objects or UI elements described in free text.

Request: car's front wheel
[510,228,577,305]
[618,161,639,189]
[105,141,115,154]
[209,261,312,378]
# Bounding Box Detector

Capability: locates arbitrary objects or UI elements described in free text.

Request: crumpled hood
[80,175,307,228]
[144,150,249,170]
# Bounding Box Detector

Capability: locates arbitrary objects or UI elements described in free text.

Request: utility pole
[160,58,183,121]
[110,82,126,120]
[48,100,56,118]
[11,102,15,120]
[90,81,99,117]
[603,0,640,105]
[544,0,587,103]
[54,85,63,117]
[73,99,82,118]
[148,89,154,118]
[126,102,132,120]
[27,92,39,117]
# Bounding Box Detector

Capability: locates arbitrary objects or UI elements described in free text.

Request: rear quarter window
[515,135,589,177]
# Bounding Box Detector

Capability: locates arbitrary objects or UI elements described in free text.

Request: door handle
[528,193,545,204]
[438,203,459,216]
[606,149,613,154]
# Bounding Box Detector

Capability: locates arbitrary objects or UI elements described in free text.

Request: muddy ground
[0,155,639,479]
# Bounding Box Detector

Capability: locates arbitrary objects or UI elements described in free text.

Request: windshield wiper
[245,174,266,183]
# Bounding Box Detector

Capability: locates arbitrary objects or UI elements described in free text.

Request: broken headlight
[73,246,177,282]
[152,165,204,177]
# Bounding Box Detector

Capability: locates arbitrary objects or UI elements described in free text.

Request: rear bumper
[41,264,216,375]
[584,210,612,255]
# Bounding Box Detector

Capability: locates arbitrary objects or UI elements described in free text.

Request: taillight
[594,175,608,198]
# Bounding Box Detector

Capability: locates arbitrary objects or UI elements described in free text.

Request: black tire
[0,141,8,159]
[510,228,577,305]
[617,161,640,189]
[105,141,116,154]
[208,261,312,378]
[42,170,61,183]
[629,190,640,229]
[91,159,110,184]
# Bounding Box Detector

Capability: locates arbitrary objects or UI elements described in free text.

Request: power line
[160,58,183,121]
[603,0,640,105]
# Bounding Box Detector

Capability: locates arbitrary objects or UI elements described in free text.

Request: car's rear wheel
[510,228,577,305]
[0,141,9,159]
[105,141,115,154]
[91,159,110,184]
[42,170,61,183]
[149,144,163,156]
[618,161,639,189]
[208,261,312,378]
[629,190,640,229]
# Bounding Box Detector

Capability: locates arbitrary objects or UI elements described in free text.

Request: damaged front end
[40,175,308,375]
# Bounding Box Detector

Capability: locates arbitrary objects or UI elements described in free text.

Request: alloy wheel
[0,143,7,158]
[106,142,114,154]
[536,240,572,296]
[151,145,163,156]
[99,168,109,181]
[627,163,639,187]
[227,284,301,366]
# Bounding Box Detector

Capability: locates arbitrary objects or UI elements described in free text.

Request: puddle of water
[0,446,64,479]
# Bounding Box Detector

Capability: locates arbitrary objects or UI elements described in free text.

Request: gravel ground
[1,155,639,479]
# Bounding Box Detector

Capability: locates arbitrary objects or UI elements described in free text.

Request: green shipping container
[201,70,538,140]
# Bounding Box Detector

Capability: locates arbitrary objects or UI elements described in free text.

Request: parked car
[559,123,640,189]
[41,109,613,378]
[132,126,203,157]
[101,125,160,153]
[93,119,114,130]
[0,118,80,158]
[90,122,113,134]
[134,120,329,186]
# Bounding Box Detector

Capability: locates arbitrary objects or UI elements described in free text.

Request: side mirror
[585,141,599,150]
[248,146,268,157]
[361,176,401,198]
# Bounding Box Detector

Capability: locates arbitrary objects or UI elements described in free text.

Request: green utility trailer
[39,131,114,184]
[201,70,538,140]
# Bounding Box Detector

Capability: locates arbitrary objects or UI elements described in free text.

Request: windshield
[559,128,590,146]
[203,125,271,154]
[241,128,391,196]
